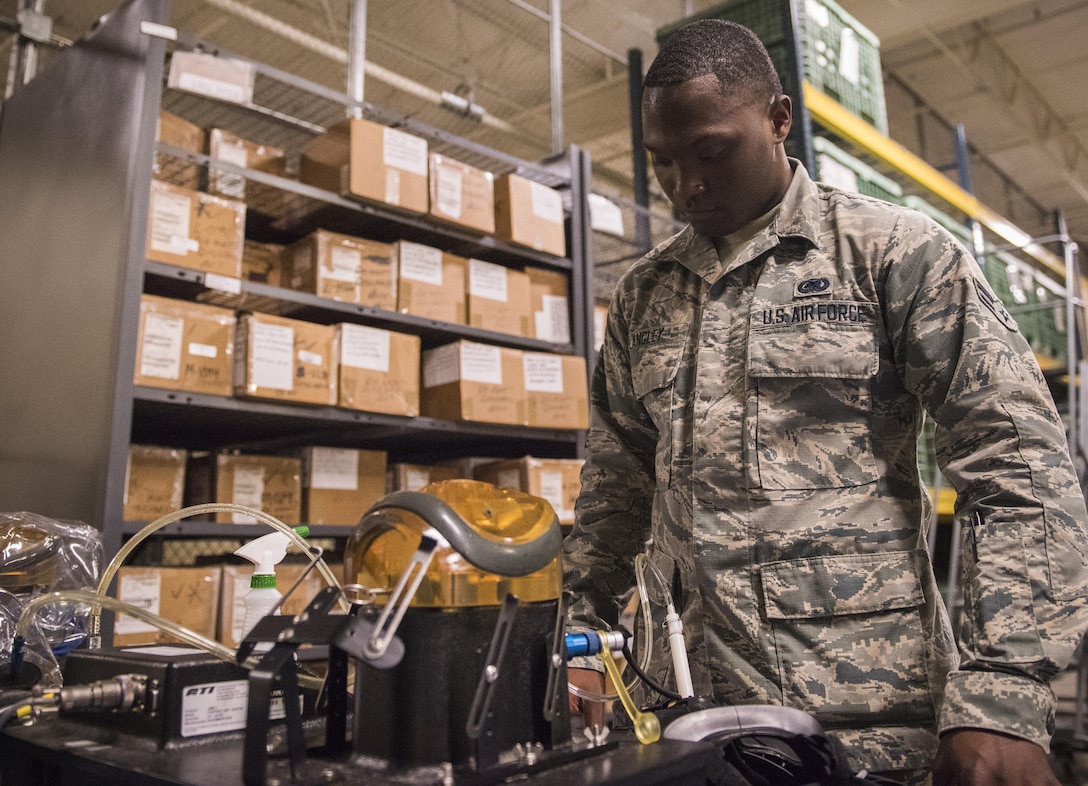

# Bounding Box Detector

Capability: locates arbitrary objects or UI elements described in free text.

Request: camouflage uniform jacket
[564,161,1088,773]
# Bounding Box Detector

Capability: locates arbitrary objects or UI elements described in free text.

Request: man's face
[643,74,792,238]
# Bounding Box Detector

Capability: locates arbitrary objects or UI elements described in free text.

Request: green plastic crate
[813,136,902,203]
[657,0,888,134]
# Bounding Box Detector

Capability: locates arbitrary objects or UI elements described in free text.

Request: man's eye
[651,156,672,167]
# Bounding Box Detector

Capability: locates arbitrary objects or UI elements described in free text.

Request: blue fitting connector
[564,630,626,660]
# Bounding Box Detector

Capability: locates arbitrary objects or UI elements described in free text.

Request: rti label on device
[180,680,287,737]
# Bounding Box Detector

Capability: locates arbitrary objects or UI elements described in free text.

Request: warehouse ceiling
[2,0,1087,264]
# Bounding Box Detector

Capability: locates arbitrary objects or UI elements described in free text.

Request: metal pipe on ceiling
[200,0,515,133]
[549,0,562,153]
[347,0,367,115]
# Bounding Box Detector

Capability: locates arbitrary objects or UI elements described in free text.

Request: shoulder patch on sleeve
[974,277,1019,332]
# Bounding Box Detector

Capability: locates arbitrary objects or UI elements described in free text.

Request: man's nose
[674,168,706,206]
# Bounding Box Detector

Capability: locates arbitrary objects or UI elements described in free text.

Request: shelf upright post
[347,0,367,117]
[570,145,594,460]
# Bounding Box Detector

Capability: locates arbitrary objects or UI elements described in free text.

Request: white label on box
[536,295,571,344]
[385,169,401,205]
[806,0,830,26]
[212,140,248,199]
[141,313,184,380]
[251,322,295,391]
[539,470,571,519]
[422,343,460,388]
[189,342,218,359]
[524,353,564,393]
[436,165,463,219]
[530,181,564,224]
[399,242,444,285]
[150,190,193,256]
[817,154,859,194]
[229,577,250,643]
[382,127,428,176]
[181,679,290,738]
[204,273,242,294]
[838,28,861,85]
[341,323,391,372]
[310,447,359,490]
[587,193,625,237]
[460,342,503,385]
[329,246,362,282]
[298,349,323,366]
[231,464,265,523]
[115,573,161,635]
[469,258,508,302]
[404,468,430,491]
[594,306,607,352]
[496,469,521,490]
[170,52,256,105]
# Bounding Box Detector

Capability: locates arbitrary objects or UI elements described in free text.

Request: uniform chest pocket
[630,334,685,488]
[747,312,879,490]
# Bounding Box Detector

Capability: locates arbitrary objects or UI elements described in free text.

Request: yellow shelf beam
[803,82,1067,281]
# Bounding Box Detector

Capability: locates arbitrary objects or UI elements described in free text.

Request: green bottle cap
[250,573,277,589]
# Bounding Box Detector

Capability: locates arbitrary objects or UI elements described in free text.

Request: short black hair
[645,19,783,102]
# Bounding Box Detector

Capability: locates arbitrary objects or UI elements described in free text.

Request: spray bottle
[233,526,309,647]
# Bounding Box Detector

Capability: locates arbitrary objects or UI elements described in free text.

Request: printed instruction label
[436,166,463,219]
[838,28,861,85]
[251,322,294,391]
[539,470,571,520]
[189,342,218,359]
[385,169,401,205]
[460,342,503,385]
[180,680,289,738]
[310,446,359,490]
[523,354,564,393]
[329,246,362,283]
[530,181,564,224]
[116,573,161,635]
[212,140,248,199]
[140,313,184,379]
[150,190,193,256]
[806,0,830,26]
[231,464,265,523]
[340,323,391,372]
[382,127,428,176]
[536,295,571,344]
[469,258,508,302]
[398,242,444,285]
[298,349,323,366]
[816,153,859,194]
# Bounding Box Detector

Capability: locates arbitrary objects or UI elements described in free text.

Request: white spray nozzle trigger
[234,526,309,575]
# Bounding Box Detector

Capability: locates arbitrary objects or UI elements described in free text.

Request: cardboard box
[124,445,187,522]
[234,312,337,406]
[146,180,245,278]
[467,259,531,337]
[113,566,222,647]
[335,324,420,416]
[474,456,585,525]
[526,266,572,344]
[206,127,286,202]
[428,153,495,234]
[420,340,525,426]
[154,111,206,189]
[387,463,462,492]
[494,172,567,257]
[135,294,236,397]
[242,240,285,287]
[184,452,302,524]
[395,241,467,324]
[300,446,387,525]
[299,118,429,214]
[219,562,326,648]
[523,352,589,430]
[286,230,397,309]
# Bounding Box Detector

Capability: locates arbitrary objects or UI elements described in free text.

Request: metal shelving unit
[0,0,594,579]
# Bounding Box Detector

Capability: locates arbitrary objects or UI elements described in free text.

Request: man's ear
[769,94,792,141]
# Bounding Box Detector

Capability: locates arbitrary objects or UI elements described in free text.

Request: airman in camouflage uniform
[563,18,1088,786]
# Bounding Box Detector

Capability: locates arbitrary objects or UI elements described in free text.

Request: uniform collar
[648,159,820,282]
